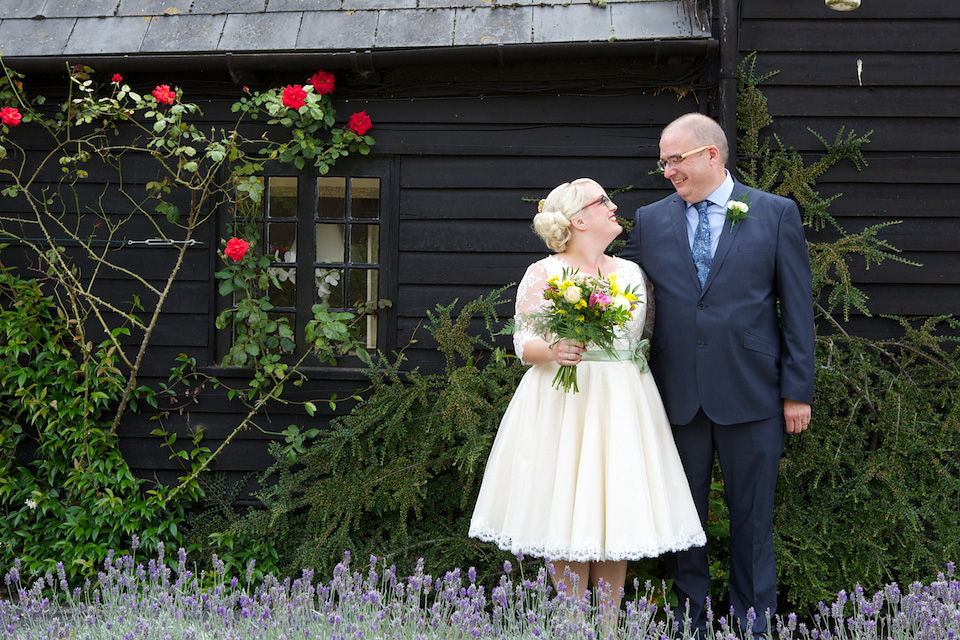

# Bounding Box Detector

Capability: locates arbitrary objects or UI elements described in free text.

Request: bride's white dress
[469,255,706,562]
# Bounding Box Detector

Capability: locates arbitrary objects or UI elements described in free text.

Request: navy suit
[622,181,814,634]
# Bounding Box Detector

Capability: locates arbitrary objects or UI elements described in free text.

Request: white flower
[612,294,630,311]
[25,499,37,510]
[563,286,581,304]
[272,249,296,284]
[727,200,749,214]
[726,197,751,228]
[315,268,341,300]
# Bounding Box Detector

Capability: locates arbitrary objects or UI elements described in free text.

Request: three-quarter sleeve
[642,271,656,339]
[513,261,550,363]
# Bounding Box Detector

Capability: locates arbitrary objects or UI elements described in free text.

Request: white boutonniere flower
[726,195,751,229]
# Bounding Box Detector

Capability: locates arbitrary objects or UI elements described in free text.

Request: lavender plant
[2,545,959,640]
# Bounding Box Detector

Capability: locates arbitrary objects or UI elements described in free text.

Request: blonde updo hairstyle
[533,178,606,252]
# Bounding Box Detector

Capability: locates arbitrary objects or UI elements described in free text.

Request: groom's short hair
[663,113,729,164]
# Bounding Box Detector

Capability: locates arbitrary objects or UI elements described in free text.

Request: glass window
[220,166,390,364]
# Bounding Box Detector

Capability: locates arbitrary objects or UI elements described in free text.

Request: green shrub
[776,319,960,610]
[737,52,960,611]
[229,288,528,584]
[0,267,184,582]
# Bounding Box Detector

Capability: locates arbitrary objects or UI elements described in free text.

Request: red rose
[308,70,335,95]
[224,237,250,262]
[112,73,123,84]
[281,84,307,110]
[347,111,372,136]
[152,84,176,105]
[1,106,22,127]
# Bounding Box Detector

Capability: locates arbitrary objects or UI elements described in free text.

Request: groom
[621,113,815,637]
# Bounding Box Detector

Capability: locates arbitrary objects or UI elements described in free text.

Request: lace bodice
[513,255,654,363]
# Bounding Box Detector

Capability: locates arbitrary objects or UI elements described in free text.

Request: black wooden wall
[739,0,960,338]
[7,0,956,491]
[1,53,707,496]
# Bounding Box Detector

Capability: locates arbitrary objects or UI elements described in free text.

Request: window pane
[351,177,380,219]
[350,269,378,306]
[268,222,297,262]
[317,177,346,220]
[231,177,264,239]
[315,267,344,308]
[267,269,296,308]
[268,177,298,218]
[350,269,379,348]
[316,223,345,263]
[349,224,379,263]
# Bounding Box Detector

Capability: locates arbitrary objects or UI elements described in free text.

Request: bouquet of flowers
[526,268,643,393]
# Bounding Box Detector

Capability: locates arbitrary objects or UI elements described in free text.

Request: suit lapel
[702,182,748,293]
[668,195,702,291]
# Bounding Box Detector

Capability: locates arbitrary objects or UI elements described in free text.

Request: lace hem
[468,523,706,563]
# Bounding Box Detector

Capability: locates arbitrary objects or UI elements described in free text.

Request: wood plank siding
[0,55,706,492]
[738,0,960,337]
[4,0,956,487]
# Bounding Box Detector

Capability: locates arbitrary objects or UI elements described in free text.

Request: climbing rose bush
[224,237,250,262]
[281,84,307,110]
[0,106,21,127]
[151,84,176,105]
[308,70,336,95]
[347,110,373,136]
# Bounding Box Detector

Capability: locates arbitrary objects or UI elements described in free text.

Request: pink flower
[152,84,176,105]
[589,291,612,309]
[281,84,307,110]
[224,237,250,262]
[347,110,372,136]
[1,106,22,127]
[112,73,123,84]
[308,70,335,95]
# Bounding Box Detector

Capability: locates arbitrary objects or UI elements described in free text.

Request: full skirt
[469,359,706,562]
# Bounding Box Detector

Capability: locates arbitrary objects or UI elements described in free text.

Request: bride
[469,178,706,632]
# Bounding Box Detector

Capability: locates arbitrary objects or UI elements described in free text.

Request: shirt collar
[686,170,734,210]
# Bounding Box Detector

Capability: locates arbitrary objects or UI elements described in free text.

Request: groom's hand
[783,398,811,434]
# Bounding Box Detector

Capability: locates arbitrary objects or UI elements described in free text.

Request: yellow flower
[574,300,587,309]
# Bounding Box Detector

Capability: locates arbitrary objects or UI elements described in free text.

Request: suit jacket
[621,182,815,426]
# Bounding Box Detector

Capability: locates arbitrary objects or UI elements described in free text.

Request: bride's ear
[572,218,587,231]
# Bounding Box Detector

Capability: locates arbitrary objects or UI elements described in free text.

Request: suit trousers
[665,409,785,637]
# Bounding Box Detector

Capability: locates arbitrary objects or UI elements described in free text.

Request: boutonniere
[726,194,751,229]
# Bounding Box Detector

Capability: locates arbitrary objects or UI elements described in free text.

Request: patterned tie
[692,200,712,287]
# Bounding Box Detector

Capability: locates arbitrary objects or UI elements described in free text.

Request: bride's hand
[551,340,586,366]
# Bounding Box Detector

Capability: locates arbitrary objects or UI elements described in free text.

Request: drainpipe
[716,0,739,171]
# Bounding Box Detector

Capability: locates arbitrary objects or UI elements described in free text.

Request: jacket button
[698,302,705,309]
[697,340,704,347]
